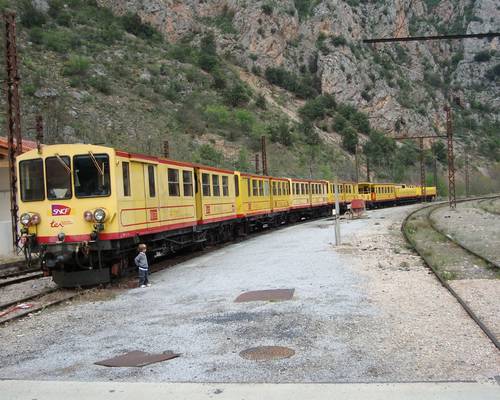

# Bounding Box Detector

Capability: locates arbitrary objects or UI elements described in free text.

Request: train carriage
[290,178,310,212]
[16,143,436,287]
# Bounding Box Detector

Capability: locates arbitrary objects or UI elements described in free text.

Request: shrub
[204,104,232,126]
[341,126,358,154]
[29,27,44,44]
[268,120,293,146]
[198,144,224,166]
[473,50,491,62]
[264,67,317,99]
[485,63,500,81]
[255,94,266,109]
[331,35,347,47]
[62,56,91,76]
[332,115,347,133]
[234,109,255,135]
[299,94,336,121]
[261,4,273,15]
[20,1,46,28]
[89,76,112,95]
[349,111,370,134]
[198,53,218,72]
[224,83,250,107]
[121,12,157,40]
[42,30,75,53]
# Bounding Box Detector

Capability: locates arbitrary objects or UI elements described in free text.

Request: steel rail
[402,196,500,351]
[0,272,44,288]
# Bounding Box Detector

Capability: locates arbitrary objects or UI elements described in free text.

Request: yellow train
[17,144,435,286]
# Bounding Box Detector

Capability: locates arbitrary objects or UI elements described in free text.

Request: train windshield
[19,159,45,201]
[46,156,72,200]
[74,153,110,197]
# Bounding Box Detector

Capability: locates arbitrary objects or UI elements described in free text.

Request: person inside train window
[46,156,72,200]
[73,154,110,198]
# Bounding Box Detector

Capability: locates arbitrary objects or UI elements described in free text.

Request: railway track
[402,195,500,351]
[477,197,500,216]
[0,271,45,288]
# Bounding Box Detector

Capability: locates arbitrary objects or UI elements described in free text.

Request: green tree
[341,126,358,154]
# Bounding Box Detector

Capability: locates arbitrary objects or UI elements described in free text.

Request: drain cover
[95,350,179,367]
[235,289,295,302]
[240,346,295,361]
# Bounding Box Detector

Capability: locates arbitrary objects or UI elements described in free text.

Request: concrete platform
[1,380,499,400]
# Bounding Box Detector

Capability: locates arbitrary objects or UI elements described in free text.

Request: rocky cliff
[97,0,499,139]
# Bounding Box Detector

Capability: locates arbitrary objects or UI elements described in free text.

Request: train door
[118,160,147,233]
[143,163,160,229]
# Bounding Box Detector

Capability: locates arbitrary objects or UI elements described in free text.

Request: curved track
[402,195,500,350]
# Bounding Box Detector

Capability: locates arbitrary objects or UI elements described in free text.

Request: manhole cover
[239,346,295,361]
[234,289,295,302]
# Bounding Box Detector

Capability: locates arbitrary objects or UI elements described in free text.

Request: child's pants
[138,268,149,286]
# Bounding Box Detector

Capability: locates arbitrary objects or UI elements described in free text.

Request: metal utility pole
[355,146,359,183]
[366,156,371,182]
[465,151,470,198]
[333,181,341,246]
[35,115,43,153]
[163,140,169,158]
[419,137,426,202]
[444,105,456,208]
[261,135,268,176]
[255,153,260,174]
[4,11,22,251]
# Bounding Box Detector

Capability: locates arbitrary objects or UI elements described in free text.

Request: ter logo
[51,204,71,216]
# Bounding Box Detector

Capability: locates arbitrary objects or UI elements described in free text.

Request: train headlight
[30,213,41,225]
[57,232,65,242]
[20,213,31,226]
[93,208,106,223]
[83,210,93,222]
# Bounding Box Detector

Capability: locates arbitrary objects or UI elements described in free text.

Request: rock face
[97,0,499,137]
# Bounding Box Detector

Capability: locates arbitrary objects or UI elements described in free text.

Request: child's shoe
[146,283,151,287]
[140,285,146,288]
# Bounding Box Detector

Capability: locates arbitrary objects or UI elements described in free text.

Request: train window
[74,154,110,198]
[246,178,250,197]
[202,173,211,196]
[168,168,180,196]
[252,179,258,196]
[182,170,193,196]
[122,162,131,197]
[46,156,72,200]
[278,182,282,196]
[300,183,305,194]
[258,180,263,196]
[263,181,269,196]
[19,159,45,201]
[222,176,229,196]
[234,175,239,197]
[147,165,156,197]
[272,182,276,196]
[212,175,220,196]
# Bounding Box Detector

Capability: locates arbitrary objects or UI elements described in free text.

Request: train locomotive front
[17,144,118,287]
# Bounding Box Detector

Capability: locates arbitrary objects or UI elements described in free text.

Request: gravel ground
[0,205,498,383]
[431,201,500,266]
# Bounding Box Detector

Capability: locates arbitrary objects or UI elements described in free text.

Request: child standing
[135,244,151,288]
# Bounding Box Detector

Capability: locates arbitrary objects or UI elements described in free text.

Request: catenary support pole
[4,11,22,252]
